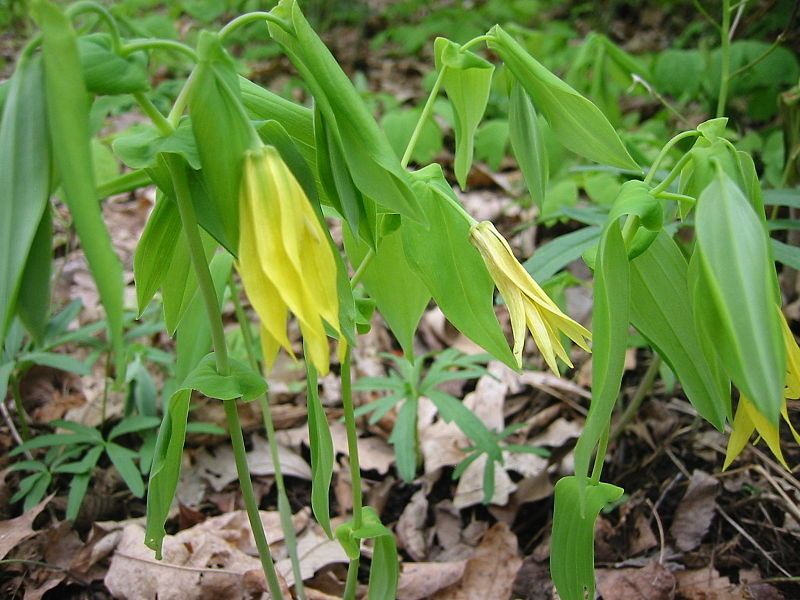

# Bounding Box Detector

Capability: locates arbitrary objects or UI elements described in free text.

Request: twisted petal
[469,221,591,373]
[724,395,787,470]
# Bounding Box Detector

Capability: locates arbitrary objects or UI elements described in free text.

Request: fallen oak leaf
[0,494,53,560]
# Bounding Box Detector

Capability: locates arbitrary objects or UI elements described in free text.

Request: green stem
[350,249,374,287]
[133,92,173,137]
[165,154,284,599]
[589,425,609,485]
[729,34,785,80]
[96,169,152,199]
[651,152,693,195]
[610,355,662,441]
[644,130,701,185]
[219,11,289,42]
[229,274,306,600]
[120,39,197,61]
[11,375,29,441]
[65,1,122,52]
[340,347,363,600]
[401,67,445,168]
[167,69,197,128]
[716,0,732,118]
[460,34,492,54]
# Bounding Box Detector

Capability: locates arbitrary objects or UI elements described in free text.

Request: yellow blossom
[468,220,591,373]
[238,146,340,375]
[724,309,800,469]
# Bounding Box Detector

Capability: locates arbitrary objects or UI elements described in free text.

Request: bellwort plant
[2,0,799,598]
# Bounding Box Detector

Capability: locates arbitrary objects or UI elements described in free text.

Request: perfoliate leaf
[183,353,267,402]
[550,476,624,600]
[509,80,548,207]
[434,37,494,189]
[306,359,334,537]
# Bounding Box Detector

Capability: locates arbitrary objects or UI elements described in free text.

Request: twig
[0,398,30,454]
[717,506,792,577]
[645,498,666,565]
[610,355,662,441]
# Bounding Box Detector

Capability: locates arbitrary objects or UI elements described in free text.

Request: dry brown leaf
[675,567,759,600]
[670,470,718,552]
[629,513,659,556]
[453,453,516,508]
[0,495,52,560]
[432,523,522,600]
[396,489,429,561]
[328,421,395,475]
[275,523,349,587]
[595,560,675,600]
[397,561,468,600]
[528,418,582,448]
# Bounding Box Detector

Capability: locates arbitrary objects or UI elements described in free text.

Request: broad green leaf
[268,0,425,224]
[509,80,548,207]
[573,220,629,486]
[434,37,494,189]
[107,442,145,497]
[488,25,638,171]
[772,239,800,270]
[388,398,418,482]
[145,387,191,557]
[113,118,200,171]
[368,534,399,600]
[474,119,509,171]
[38,0,125,378]
[306,358,334,538]
[402,165,517,369]
[15,204,52,343]
[344,224,430,358]
[550,476,624,600]
[189,31,258,253]
[19,351,90,375]
[183,353,266,401]
[0,54,50,346]
[77,33,149,96]
[693,170,784,423]
[175,252,233,383]
[524,226,601,281]
[629,233,729,429]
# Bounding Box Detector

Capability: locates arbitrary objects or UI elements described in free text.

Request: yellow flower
[724,309,800,469]
[469,220,591,373]
[238,146,341,375]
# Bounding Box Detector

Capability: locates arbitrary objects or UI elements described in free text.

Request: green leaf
[474,119,509,171]
[402,165,517,369]
[11,432,96,455]
[183,353,266,401]
[19,351,90,375]
[388,398,418,482]
[629,232,729,429]
[772,239,800,270]
[109,416,162,440]
[175,252,233,383]
[693,170,784,423]
[344,224,430,358]
[146,387,191,557]
[77,33,149,96]
[15,204,52,343]
[66,471,91,521]
[381,107,442,165]
[23,472,52,511]
[427,390,501,462]
[189,32,258,253]
[134,193,180,315]
[306,358,334,537]
[550,476,624,600]
[573,221,629,486]
[107,442,145,497]
[37,0,125,378]
[524,226,601,282]
[268,0,425,224]
[434,37,494,189]
[113,118,200,171]
[54,445,103,475]
[0,54,51,346]
[488,25,638,171]
[509,80,548,207]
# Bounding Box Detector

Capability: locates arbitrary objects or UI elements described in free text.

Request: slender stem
[219,12,289,43]
[651,152,693,195]
[165,154,284,598]
[96,169,152,200]
[644,130,701,185]
[459,34,492,53]
[401,68,445,168]
[716,0,732,118]
[222,399,285,600]
[10,374,29,441]
[65,1,122,52]
[589,425,609,485]
[133,92,173,137]
[728,34,785,80]
[121,39,197,61]
[229,274,306,600]
[610,355,662,441]
[350,249,374,287]
[167,69,197,128]
[693,0,722,30]
[340,347,363,600]
[654,190,696,205]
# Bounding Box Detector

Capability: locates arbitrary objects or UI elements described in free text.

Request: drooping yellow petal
[779,308,800,399]
[724,396,788,470]
[469,220,591,375]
